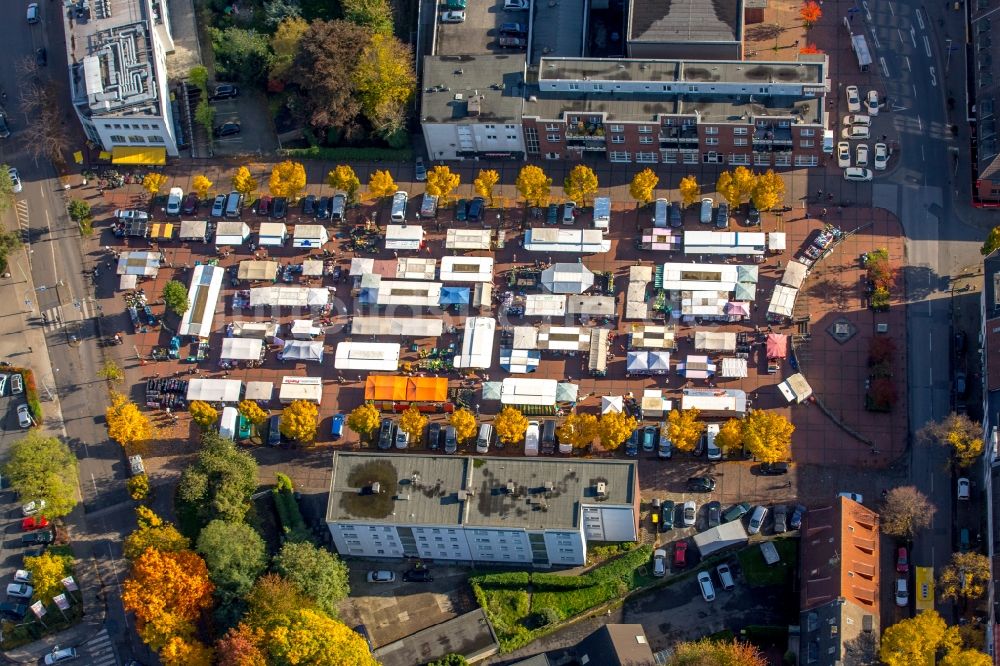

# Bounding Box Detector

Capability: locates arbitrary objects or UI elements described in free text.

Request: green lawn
[737,538,798,587]
[470,545,653,652]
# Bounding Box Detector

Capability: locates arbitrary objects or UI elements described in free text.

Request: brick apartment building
[971,0,1000,203]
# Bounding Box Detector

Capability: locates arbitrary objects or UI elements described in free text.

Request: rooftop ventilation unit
[371,481,381,494]
[506,481,516,494]
[595,482,607,499]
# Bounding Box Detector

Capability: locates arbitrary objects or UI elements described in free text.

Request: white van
[219,406,239,440]
[822,130,834,154]
[476,423,493,454]
[224,191,243,219]
[593,197,611,233]
[699,197,714,224]
[653,198,668,228]
[330,193,347,222]
[705,423,721,460]
[525,421,540,456]
[390,191,409,222]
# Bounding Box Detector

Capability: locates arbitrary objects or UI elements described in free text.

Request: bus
[915,566,934,612]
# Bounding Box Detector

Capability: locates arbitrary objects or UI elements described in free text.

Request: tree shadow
[746,24,786,42]
[899,265,950,301]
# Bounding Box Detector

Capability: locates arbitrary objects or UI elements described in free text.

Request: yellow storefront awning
[111,147,166,166]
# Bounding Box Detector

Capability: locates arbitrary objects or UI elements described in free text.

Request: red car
[257,195,272,216]
[21,516,48,531]
[673,540,688,569]
[896,546,908,574]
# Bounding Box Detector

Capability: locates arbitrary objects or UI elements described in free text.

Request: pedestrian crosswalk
[40,298,96,331]
[81,627,118,666]
[14,200,28,238]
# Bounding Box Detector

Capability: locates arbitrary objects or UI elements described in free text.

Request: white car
[842,114,871,127]
[44,648,78,665]
[874,143,888,170]
[440,10,465,22]
[414,156,427,181]
[8,167,22,193]
[17,404,32,429]
[14,570,31,584]
[27,3,39,24]
[682,500,696,527]
[6,583,32,599]
[855,144,869,167]
[211,194,227,218]
[21,499,45,516]
[697,571,716,602]
[841,125,870,141]
[866,90,880,116]
[748,505,768,535]
[895,578,908,607]
[837,142,851,168]
[504,0,530,9]
[394,429,410,450]
[844,167,873,182]
[366,570,396,583]
[652,548,666,577]
[957,477,971,500]
[846,85,861,113]
[165,187,183,215]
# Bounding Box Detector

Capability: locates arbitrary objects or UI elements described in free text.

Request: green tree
[188,66,209,92]
[162,280,189,317]
[273,541,350,618]
[0,228,21,273]
[194,100,215,137]
[269,16,309,84]
[428,655,470,666]
[209,27,273,85]
[67,199,91,223]
[97,359,124,384]
[196,519,268,601]
[342,0,394,34]
[4,431,78,519]
[352,34,417,136]
[177,431,259,526]
[127,473,150,500]
[0,166,16,217]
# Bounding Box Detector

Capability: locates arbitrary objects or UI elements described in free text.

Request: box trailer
[692,520,749,557]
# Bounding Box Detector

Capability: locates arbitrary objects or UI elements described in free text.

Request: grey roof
[374,609,499,666]
[530,0,586,63]
[539,58,825,86]
[972,2,1000,181]
[326,452,637,531]
[421,55,527,124]
[799,600,878,666]
[575,624,656,666]
[628,0,743,44]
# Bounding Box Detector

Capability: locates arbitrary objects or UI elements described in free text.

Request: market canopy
[249,287,330,308]
[439,287,471,305]
[179,220,208,241]
[626,351,671,374]
[350,258,375,276]
[719,357,748,377]
[734,282,757,301]
[351,317,444,337]
[694,331,737,352]
[736,265,759,284]
[302,260,324,276]
[725,302,750,317]
[119,274,138,290]
[281,340,324,363]
[481,382,502,401]
[237,260,278,281]
[601,395,624,414]
[499,348,541,374]
[778,373,814,403]
[186,378,242,403]
[116,251,162,277]
[220,338,263,360]
[555,382,579,403]
[780,261,809,290]
[766,333,789,359]
[111,146,166,165]
[364,375,449,402]
[541,262,595,294]
[244,381,273,402]
[679,354,716,379]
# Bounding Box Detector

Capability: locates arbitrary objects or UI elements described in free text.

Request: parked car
[669,201,683,228]
[562,201,576,223]
[6,583,32,599]
[957,477,971,500]
[844,167,873,181]
[211,194,227,218]
[697,571,716,602]
[874,142,888,170]
[10,373,23,396]
[13,570,31,584]
[272,197,288,219]
[837,141,851,168]
[653,548,667,577]
[790,504,807,530]
[657,434,672,459]
[758,462,789,475]
[716,563,735,590]
[0,602,26,620]
[954,371,967,396]
[497,36,527,49]
[26,3,39,24]
[467,197,484,222]
[660,500,674,531]
[182,193,199,215]
[706,501,721,528]
[773,505,788,533]
[686,476,716,492]
[895,578,908,607]
[624,429,639,457]
[378,419,395,450]
[747,505,768,535]
[166,187,183,215]
[504,0,530,9]
[22,516,49,531]
[8,168,21,194]
[896,546,909,574]
[402,569,433,582]
[213,122,241,138]
[21,500,45,517]
[212,84,240,100]
[330,413,345,440]
[722,502,750,524]
[22,530,53,546]
[714,202,729,229]
[499,22,527,35]
[846,85,861,112]
[673,540,688,568]
[35,48,46,67]
[414,157,427,181]
[745,207,760,226]
[427,422,441,450]
[455,199,468,221]
[395,428,410,450]
[440,10,466,22]
[44,648,78,665]
[546,203,559,225]
[444,426,458,454]
[682,500,696,527]
[641,425,658,452]
[316,196,331,219]
[17,404,32,429]
[301,195,316,216]
[855,144,869,167]
[866,90,880,115]
[267,415,281,446]
[367,570,396,583]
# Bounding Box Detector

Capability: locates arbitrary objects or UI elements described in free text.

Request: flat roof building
[326,452,639,566]
[627,0,744,60]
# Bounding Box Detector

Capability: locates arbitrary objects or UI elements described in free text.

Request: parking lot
[207,90,280,157]
[435,0,529,56]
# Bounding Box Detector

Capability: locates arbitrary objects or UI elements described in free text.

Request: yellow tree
[426,165,461,205]
[327,165,361,205]
[629,168,659,206]
[516,165,552,207]
[920,412,983,469]
[716,418,744,455]
[939,552,991,601]
[398,405,428,444]
[352,34,417,136]
[678,175,700,207]
[268,160,307,201]
[142,173,168,196]
[269,16,309,83]
[741,410,794,463]
[730,166,756,204]
[669,638,766,666]
[494,407,529,446]
[24,551,73,603]
[716,171,740,206]
[238,400,269,427]
[667,408,705,453]
[597,411,638,451]
[880,611,958,666]
[941,649,993,666]
[160,636,214,666]
[124,507,191,559]
[106,391,154,452]
[347,403,381,440]
[751,169,785,211]
[97,359,124,384]
[191,175,213,200]
[232,166,258,201]
[563,164,599,206]
[450,408,477,444]
[556,413,598,450]
[368,169,397,200]
[188,400,219,430]
[279,400,319,443]
[473,169,500,206]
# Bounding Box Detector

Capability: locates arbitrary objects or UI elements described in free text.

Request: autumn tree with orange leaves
[800,1,822,27]
[122,548,215,651]
[799,43,823,54]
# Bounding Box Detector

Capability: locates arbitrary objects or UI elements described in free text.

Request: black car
[0,602,26,620]
[669,201,682,228]
[427,422,441,450]
[715,202,729,229]
[22,530,53,546]
[272,197,288,219]
[402,569,433,582]
[455,199,468,222]
[0,114,10,139]
[546,204,559,225]
[660,500,675,531]
[378,419,394,450]
[954,331,967,356]
[706,501,721,528]
[214,122,241,138]
[35,48,46,67]
[268,415,281,446]
[686,476,716,492]
[316,196,331,219]
[301,195,316,216]
[181,193,199,215]
[790,504,807,530]
[468,197,484,222]
[212,84,240,100]
[758,462,789,475]
[499,22,527,35]
[746,207,761,226]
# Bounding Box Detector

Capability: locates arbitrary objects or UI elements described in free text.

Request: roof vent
[468,95,483,116]
[454,93,464,101]
[544,481,554,491]
[506,481,516,494]
[596,481,607,498]
[457,490,469,500]
[396,493,409,501]
[370,481,381,494]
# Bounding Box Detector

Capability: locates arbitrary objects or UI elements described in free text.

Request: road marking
[921,145,925,160]
[929,67,937,86]
[863,0,872,21]
[911,27,917,48]
[913,83,918,96]
[83,627,118,666]
[871,29,881,48]
[929,332,933,351]
[889,1,895,16]
[14,200,28,236]
[918,115,923,131]
[916,8,925,30]
[929,367,933,384]
[923,35,932,57]
[880,57,890,78]
[898,28,905,45]
[905,56,911,71]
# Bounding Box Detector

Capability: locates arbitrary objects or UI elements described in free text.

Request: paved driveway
[209,91,279,157]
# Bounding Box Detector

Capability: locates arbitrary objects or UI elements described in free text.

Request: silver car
[17,404,32,429]
[11,374,23,395]
[748,505,768,535]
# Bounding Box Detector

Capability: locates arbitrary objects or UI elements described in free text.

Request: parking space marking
[880,57,890,78]
[904,56,911,71]
[923,35,932,58]
[910,27,917,48]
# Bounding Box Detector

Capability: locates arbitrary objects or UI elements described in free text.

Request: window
[639,136,653,144]
[109,134,126,143]
[547,134,561,142]
[682,151,699,164]
[734,127,749,135]
[545,124,560,132]
[568,116,579,124]
[505,125,516,130]
[795,155,819,166]
[525,127,540,153]
[705,137,719,145]
[141,124,150,130]
[734,138,748,146]
[113,123,122,129]
[636,152,658,163]
[801,129,815,136]
[729,154,750,165]
[661,150,678,164]
[128,135,146,144]
[799,140,814,148]
[589,116,601,124]
[704,127,719,135]
[754,153,770,166]
[486,134,497,140]
[147,135,165,144]
[485,124,496,129]
[775,154,792,166]
[609,124,624,132]
[592,84,603,91]
[609,151,630,163]
[638,125,652,133]
[611,135,624,144]
[507,134,517,140]
[568,83,579,90]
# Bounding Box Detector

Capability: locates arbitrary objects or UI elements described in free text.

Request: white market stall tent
[237,260,278,281]
[523,228,611,254]
[358,278,443,307]
[187,378,242,403]
[499,348,541,373]
[626,351,671,375]
[499,378,559,406]
[678,354,716,379]
[694,331,737,352]
[681,388,748,415]
[350,257,375,276]
[659,263,741,292]
[279,376,323,404]
[220,338,264,361]
[642,390,671,417]
[351,317,444,337]
[231,321,278,340]
[302,260,324,277]
[334,342,401,371]
[601,395,624,414]
[258,222,288,246]
[681,291,728,318]
[768,232,786,253]
[719,357,749,377]
[244,381,273,402]
[292,225,329,249]
[541,263,595,294]
[439,256,494,283]
[281,340,324,363]
[249,287,330,308]
[215,222,251,246]
[445,228,492,250]
[453,317,497,369]
[116,251,162,277]
[396,257,437,281]
[778,373,814,403]
[780,260,809,290]
[537,326,591,351]
[566,296,616,316]
[683,231,766,256]
[629,325,675,349]
[524,294,567,317]
[179,220,209,242]
[385,225,425,251]
[179,264,224,339]
[767,285,799,318]
[291,319,324,339]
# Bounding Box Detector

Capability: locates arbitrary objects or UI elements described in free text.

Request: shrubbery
[273,487,311,543]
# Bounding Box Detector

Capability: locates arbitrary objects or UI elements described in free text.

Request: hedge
[469,571,530,588]
[272,488,311,543]
[6,366,42,424]
[280,146,414,162]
